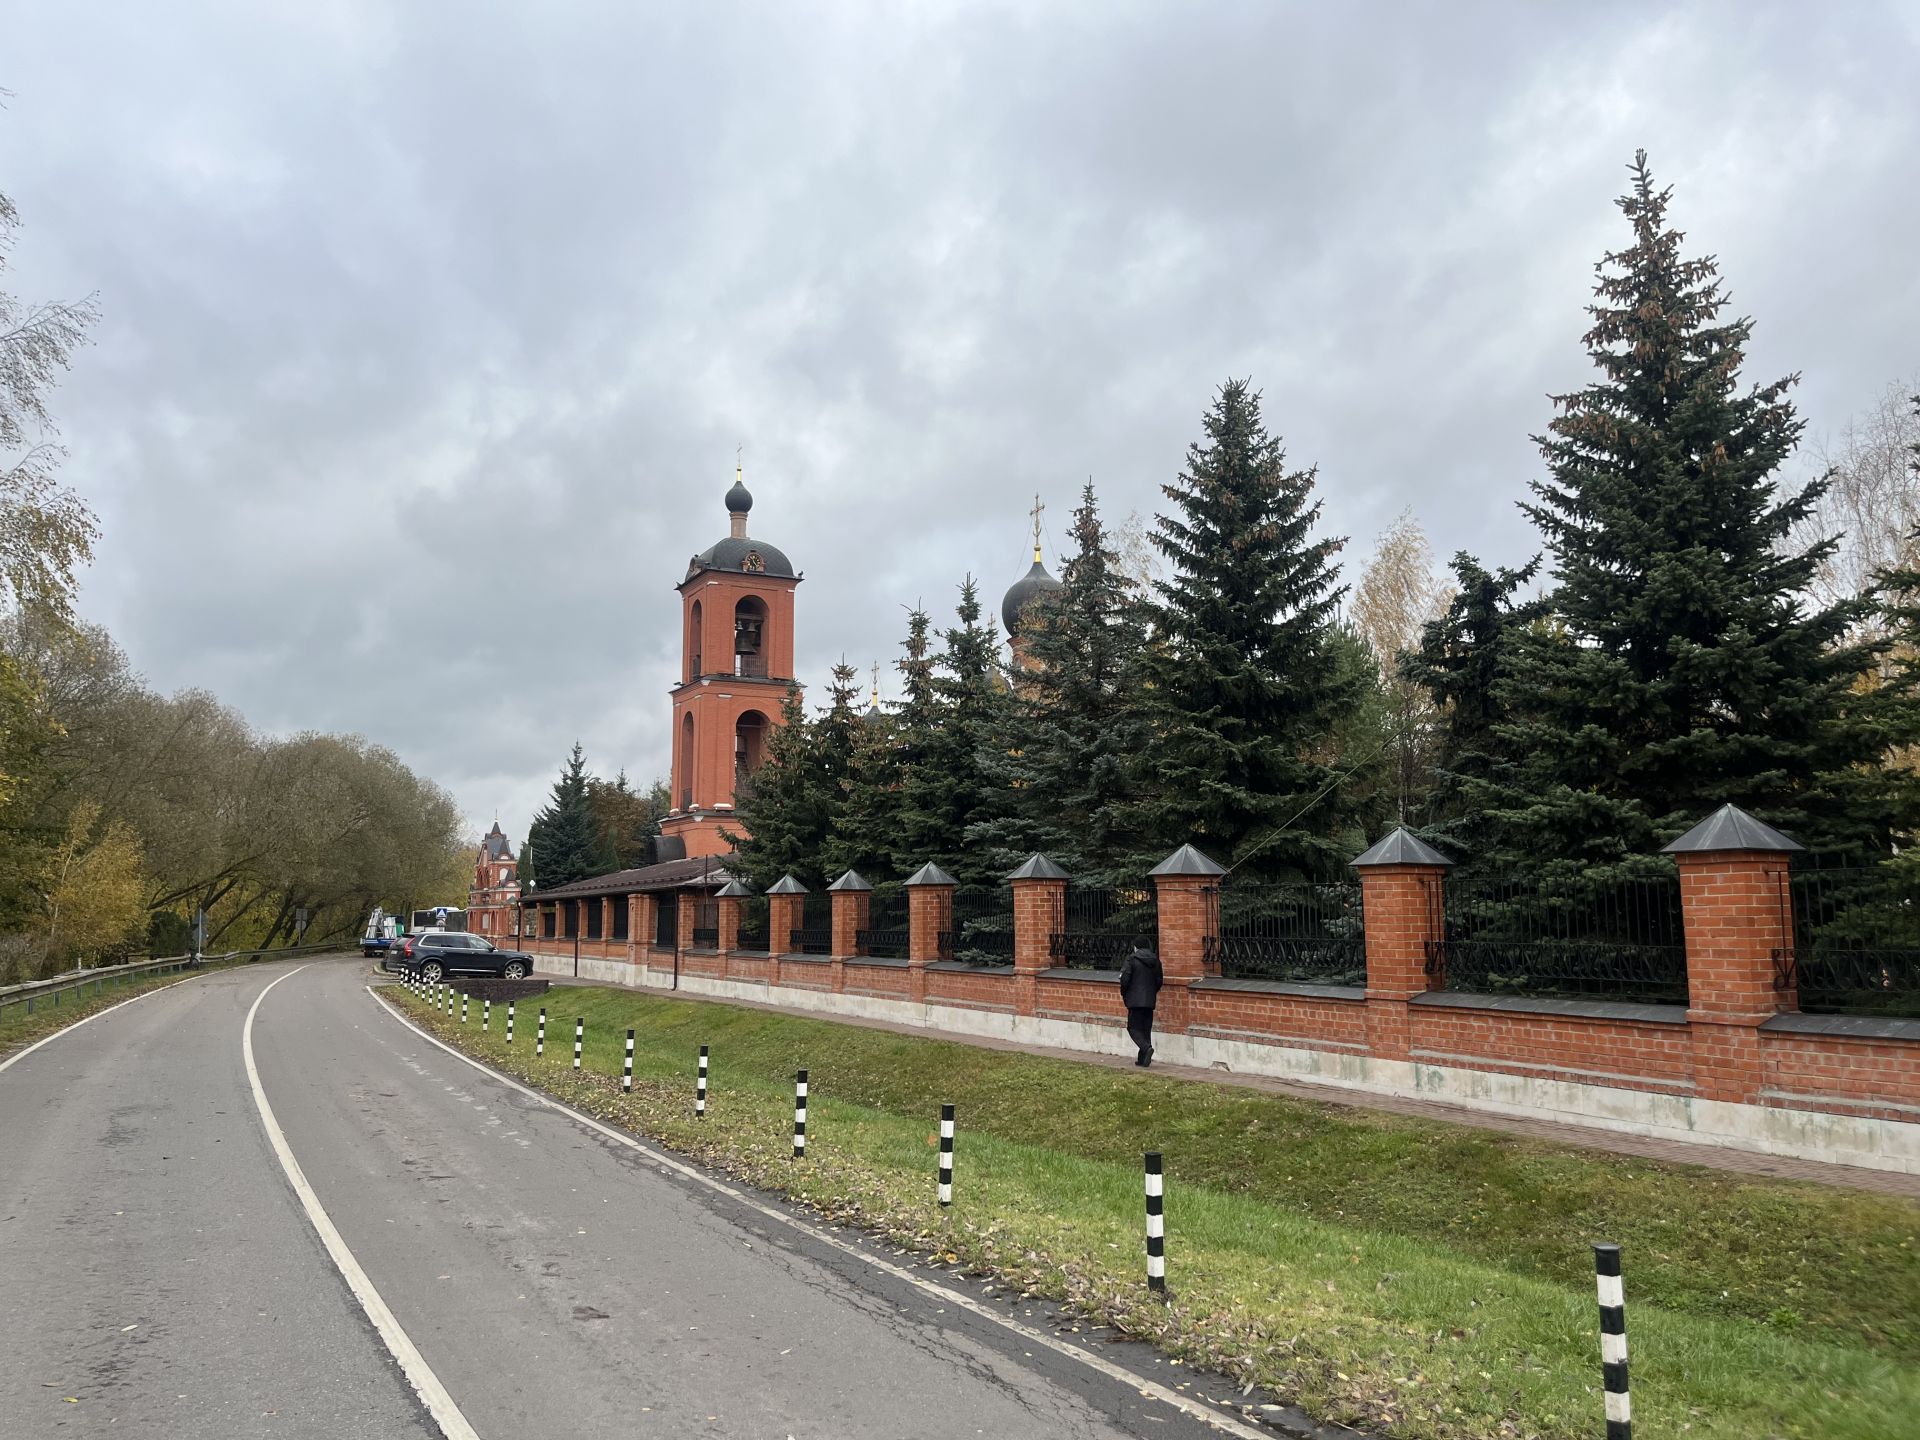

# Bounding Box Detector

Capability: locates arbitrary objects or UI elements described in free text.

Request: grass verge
[388,980,1920,1440]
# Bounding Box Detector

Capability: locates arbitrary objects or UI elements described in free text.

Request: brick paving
[544,971,1920,1201]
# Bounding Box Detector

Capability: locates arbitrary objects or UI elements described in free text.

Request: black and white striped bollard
[793,1070,808,1158]
[938,1103,955,1207]
[506,1001,515,1045]
[483,998,490,1032]
[696,1044,709,1117]
[461,993,468,1025]
[622,1029,635,1092]
[537,1008,546,1057]
[1594,1244,1631,1438]
[1144,1151,1166,1294]
[573,1018,584,1071]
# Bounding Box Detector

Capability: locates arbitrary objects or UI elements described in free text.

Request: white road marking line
[0,976,200,1077]
[368,986,1273,1440]
[248,969,481,1440]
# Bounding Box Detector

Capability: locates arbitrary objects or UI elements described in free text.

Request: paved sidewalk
[541,971,1920,1201]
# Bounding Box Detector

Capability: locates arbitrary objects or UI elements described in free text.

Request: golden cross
[1030,493,1045,556]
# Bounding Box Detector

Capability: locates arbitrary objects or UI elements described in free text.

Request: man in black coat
[1116,938,1162,1067]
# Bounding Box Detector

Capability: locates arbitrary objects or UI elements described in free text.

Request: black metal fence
[653,897,677,949]
[1426,870,1688,1006]
[692,897,719,950]
[790,892,833,955]
[611,898,629,941]
[858,884,910,959]
[1779,863,1920,1017]
[1207,881,1367,985]
[941,885,1015,965]
[1051,885,1157,970]
[734,895,770,953]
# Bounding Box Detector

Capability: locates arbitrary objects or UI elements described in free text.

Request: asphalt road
[0,955,1280,1438]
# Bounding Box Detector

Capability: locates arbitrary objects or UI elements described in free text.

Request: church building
[466,820,520,936]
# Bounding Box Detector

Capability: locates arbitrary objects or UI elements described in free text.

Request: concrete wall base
[529,954,1920,1176]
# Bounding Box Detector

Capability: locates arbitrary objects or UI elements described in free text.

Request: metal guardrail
[0,943,340,1023]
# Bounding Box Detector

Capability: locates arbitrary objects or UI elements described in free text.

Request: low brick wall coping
[1410,990,1689,1026]
[843,955,910,968]
[1038,966,1121,982]
[1191,977,1366,1002]
[924,961,1016,974]
[1760,1012,1920,1043]
[778,953,833,966]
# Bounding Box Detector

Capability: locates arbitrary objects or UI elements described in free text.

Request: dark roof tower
[1000,492,1063,637]
[686,460,797,581]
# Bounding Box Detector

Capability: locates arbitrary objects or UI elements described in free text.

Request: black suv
[397,932,534,982]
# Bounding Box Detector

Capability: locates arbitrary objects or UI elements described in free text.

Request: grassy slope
[389,981,1920,1440]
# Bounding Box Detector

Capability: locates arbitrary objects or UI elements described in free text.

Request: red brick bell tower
[660,468,802,859]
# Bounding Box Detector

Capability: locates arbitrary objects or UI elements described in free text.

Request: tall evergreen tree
[584,770,668,871]
[884,606,943,876]
[1403,552,1544,862]
[723,684,828,888]
[1485,153,1916,874]
[823,672,900,880]
[968,481,1147,881]
[896,579,1009,884]
[525,742,598,889]
[1124,379,1366,879]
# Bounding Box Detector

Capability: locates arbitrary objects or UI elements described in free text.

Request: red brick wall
[1760,1031,1920,1121]
[1035,976,1125,1026]
[1409,1007,1695,1094]
[926,967,1016,1012]
[679,950,726,980]
[842,961,912,999]
[777,956,835,991]
[1188,988,1368,1051]
[725,952,773,984]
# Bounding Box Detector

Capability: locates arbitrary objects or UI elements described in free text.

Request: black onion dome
[1000,557,1064,635]
[725,478,753,513]
[686,535,796,581]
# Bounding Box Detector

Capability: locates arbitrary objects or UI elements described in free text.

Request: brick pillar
[626,894,643,966]
[1009,855,1069,1019]
[1352,828,1453,1064]
[1665,806,1801,1106]
[677,891,699,954]
[906,865,956,1006]
[1150,845,1227,1036]
[827,872,870,994]
[633,894,657,965]
[599,897,613,947]
[717,895,741,953]
[769,891,806,959]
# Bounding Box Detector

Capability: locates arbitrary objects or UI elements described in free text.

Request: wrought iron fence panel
[1051,884,1157,970]
[692,897,720,950]
[1428,871,1688,1006]
[791,891,833,955]
[1780,863,1920,1017]
[857,884,911,959]
[653,897,677,949]
[734,895,770,953]
[610,898,630,941]
[941,885,1015,965]
[1207,882,1366,985]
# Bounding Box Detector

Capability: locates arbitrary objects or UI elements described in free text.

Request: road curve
[0,955,1254,1438]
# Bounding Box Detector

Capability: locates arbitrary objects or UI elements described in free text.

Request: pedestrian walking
[1117,936,1162,1067]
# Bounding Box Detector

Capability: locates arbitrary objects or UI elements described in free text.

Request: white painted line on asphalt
[368,985,1275,1440]
[0,978,193,1077]
[248,969,482,1440]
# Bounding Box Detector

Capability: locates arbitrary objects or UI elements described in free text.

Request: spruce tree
[967,482,1147,881]
[723,684,826,888]
[526,742,599,888]
[1486,153,1916,874]
[884,605,943,876]
[823,675,900,880]
[1403,552,1545,862]
[895,579,1010,884]
[1125,380,1366,879]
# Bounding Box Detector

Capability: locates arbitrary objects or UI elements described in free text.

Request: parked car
[395,931,534,982]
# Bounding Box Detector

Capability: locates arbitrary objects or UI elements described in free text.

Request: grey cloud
[6,0,1916,839]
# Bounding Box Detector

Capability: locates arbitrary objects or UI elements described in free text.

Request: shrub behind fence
[942,886,1014,966]
[1207,881,1366,986]
[1427,870,1688,1007]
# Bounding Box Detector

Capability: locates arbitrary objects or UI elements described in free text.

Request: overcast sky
[7,2,1918,845]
